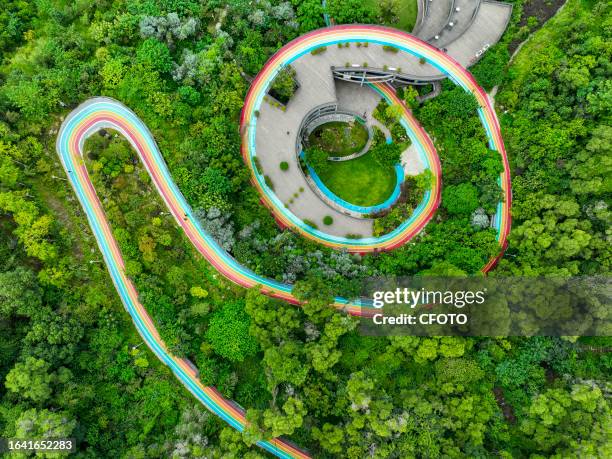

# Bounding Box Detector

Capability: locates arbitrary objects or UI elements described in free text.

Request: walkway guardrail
[332,66,445,86]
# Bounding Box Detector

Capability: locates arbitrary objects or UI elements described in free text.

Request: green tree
[442,183,480,216]
[327,0,377,24]
[384,103,403,122]
[136,38,172,73]
[403,86,419,109]
[371,142,401,167]
[206,300,258,362]
[305,147,329,174]
[296,0,325,32]
[567,125,612,195]
[270,66,296,103]
[378,0,400,24]
[263,341,308,389]
[245,289,301,347]
[0,140,22,187]
[470,44,510,91]
[2,77,59,124]
[520,384,610,456]
[0,267,42,318]
[0,191,57,262]
[292,275,335,323]
[14,408,76,440]
[237,30,267,75]
[5,357,57,403]
[312,423,345,454]
[244,397,307,443]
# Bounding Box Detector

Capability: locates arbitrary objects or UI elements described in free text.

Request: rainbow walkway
[57,26,511,458]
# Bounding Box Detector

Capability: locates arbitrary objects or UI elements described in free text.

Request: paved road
[57,26,511,459]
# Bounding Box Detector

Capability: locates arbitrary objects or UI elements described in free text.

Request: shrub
[442,183,480,216]
[470,44,510,91]
[305,148,329,173]
[280,161,289,171]
[303,219,318,229]
[371,142,402,167]
[137,38,172,72]
[264,175,274,190]
[323,216,333,225]
[270,66,297,104]
[311,47,327,55]
[383,45,398,53]
[190,286,208,298]
[191,302,210,316]
[206,301,258,362]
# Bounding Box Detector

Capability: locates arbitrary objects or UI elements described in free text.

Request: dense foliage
[327,0,418,31]
[0,0,609,457]
[495,0,611,276]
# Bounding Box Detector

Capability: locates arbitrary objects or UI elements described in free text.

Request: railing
[295,102,338,153]
[295,103,367,154]
[302,112,362,137]
[412,0,431,36]
[424,0,457,42]
[433,0,482,47]
[332,66,445,86]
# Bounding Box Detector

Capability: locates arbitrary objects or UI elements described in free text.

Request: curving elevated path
[57,26,511,459]
[242,26,511,252]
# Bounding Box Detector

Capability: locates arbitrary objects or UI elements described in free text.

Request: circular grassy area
[308,121,368,157]
[311,150,397,206]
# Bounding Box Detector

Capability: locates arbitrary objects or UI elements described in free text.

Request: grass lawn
[312,150,397,206]
[365,0,418,32]
[308,121,368,157]
[396,0,418,31]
